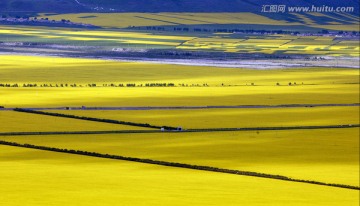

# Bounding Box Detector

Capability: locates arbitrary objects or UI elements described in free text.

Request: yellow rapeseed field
[0,145,358,206]
[0,55,358,107]
[1,84,358,107]
[51,106,359,129]
[1,10,359,206]
[39,13,295,28]
[0,111,150,132]
[1,55,359,84]
[38,12,359,32]
[179,36,359,56]
[2,128,358,186]
[1,52,359,205]
[1,25,358,55]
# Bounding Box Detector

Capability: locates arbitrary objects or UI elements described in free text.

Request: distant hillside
[0,0,359,14]
[0,0,82,14]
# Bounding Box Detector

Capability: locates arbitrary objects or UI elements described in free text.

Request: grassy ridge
[13,108,177,130]
[0,111,148,132]
[1,145,358,206]
[53,107,360,129]
[4,129,357,186]
[1,139,358,190]
[0,55,358,108]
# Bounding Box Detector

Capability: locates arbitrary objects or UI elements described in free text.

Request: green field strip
[279,38,299,46]
[337,13,360,21]
[320,14,355,24]
[0,130,160,136]
[151,13,217,24]
[134,16,181,25]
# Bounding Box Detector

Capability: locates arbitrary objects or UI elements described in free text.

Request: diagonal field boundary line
[0,124,359,136]
[11,108,360,134]
[0,140,359,191]
[13,108,178,131]
[3,103,359,111]
[0,130,160,136]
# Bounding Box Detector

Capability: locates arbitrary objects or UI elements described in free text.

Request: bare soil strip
[0,140,359,190]
[0,52,359,69]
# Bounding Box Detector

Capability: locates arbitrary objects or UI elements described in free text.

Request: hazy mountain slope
[0,0,358,13]
[0,0,83,13]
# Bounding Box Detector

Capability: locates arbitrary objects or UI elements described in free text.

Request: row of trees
[0,83,78,88]
[0,83,306,88]
[133,26,303,34]
[129,25,359,36]
[0,83,209,88]
[0,15,72,23]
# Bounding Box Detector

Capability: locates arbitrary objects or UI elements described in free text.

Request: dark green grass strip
[0,124,358,137]
[133,16,182,25]
[0,140,359,191]
[4,103,359,111]
[13,108,178,130]
[0,130,159,136]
